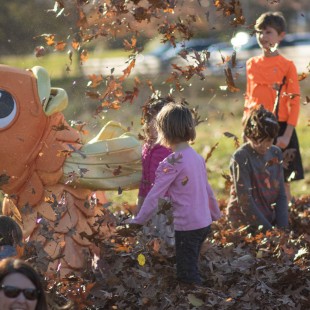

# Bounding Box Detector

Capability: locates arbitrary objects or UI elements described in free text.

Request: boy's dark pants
[175,225,211,284]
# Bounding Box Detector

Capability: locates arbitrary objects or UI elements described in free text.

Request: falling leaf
[303,95,310,105]
[80,49,88,63]
[71,40,80,50]
[45,34,55,46]
[224,132,240,148]
[167,153,183,166]
[205,142,219,162]
[137,253,146,266]
[113,166,122,176]
[87,74,103,88]
[54,41,66,51]
[265,157,279,167]
[34,46,46,57]
[123,36,137,51]
[298,72,308,81]
[224,68,240,92]
[120,59,136,79]
[181,176,189,186]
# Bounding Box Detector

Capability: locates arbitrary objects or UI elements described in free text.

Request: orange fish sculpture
[0,65,141,277]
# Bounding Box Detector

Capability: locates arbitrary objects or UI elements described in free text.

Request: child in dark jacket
[228,105,288,231]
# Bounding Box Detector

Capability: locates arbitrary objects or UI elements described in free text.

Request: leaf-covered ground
[27,196,309,309]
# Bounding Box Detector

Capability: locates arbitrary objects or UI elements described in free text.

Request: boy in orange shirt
[244,11,304,202]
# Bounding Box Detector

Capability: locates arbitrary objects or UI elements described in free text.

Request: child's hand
[120,217,143,229]
[123,218,133,224]
[116,223,142,237]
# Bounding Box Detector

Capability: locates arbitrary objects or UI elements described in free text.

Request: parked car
[145,38,227,73]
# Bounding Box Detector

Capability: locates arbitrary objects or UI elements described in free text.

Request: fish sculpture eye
[0,90,17,128]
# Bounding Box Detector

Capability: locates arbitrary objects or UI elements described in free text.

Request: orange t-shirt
[245,54,300,126]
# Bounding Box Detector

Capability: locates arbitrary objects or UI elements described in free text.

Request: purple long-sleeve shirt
[138,143,172,198]
[132,146,221,231]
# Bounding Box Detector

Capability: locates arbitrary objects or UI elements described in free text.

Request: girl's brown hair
[156,103,196,147]
[244,105,279,142]
[141,96,173,141]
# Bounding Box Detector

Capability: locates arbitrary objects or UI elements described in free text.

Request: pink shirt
[132,146,221,231]
[138,143,172,197]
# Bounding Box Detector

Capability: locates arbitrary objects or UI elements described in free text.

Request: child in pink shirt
[137,97,174,245]
[127,102,221,285]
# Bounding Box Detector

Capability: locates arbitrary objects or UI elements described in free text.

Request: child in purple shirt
[138,97,172,204]
[137,97,174,245]
[127,102,221,285]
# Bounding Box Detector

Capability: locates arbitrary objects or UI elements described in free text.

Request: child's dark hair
[141,96,173,141]
[0,215,23,246]
[156,103,196,146]
[244,105,279,142]
[255,11,286,34]
[141,96,173,124]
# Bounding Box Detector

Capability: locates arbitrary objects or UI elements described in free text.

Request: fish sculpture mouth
[62,120,142,191]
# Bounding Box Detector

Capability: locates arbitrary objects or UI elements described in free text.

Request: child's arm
[132,161,176,225]
[275,124,294,149]
[276,62,300,149]
[230,155,273,230]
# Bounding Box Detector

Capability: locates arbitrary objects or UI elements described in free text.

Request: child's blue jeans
[175,225,211,284]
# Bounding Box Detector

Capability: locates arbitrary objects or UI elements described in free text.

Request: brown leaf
[71,40,80,50]
[205,142,219,162]
[87,74,103,88]
[224,132,240,148]
[181,176,189,186]
[167,153,183,165]
[54,41,66,51]
[303,95,310,105]
[80,49,88,63]
[34,46,46,57]
[45,34,55,46]
[224,68,240,92]
[298,72,308,81]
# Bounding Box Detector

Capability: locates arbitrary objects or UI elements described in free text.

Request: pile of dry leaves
[26,196,309,309]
